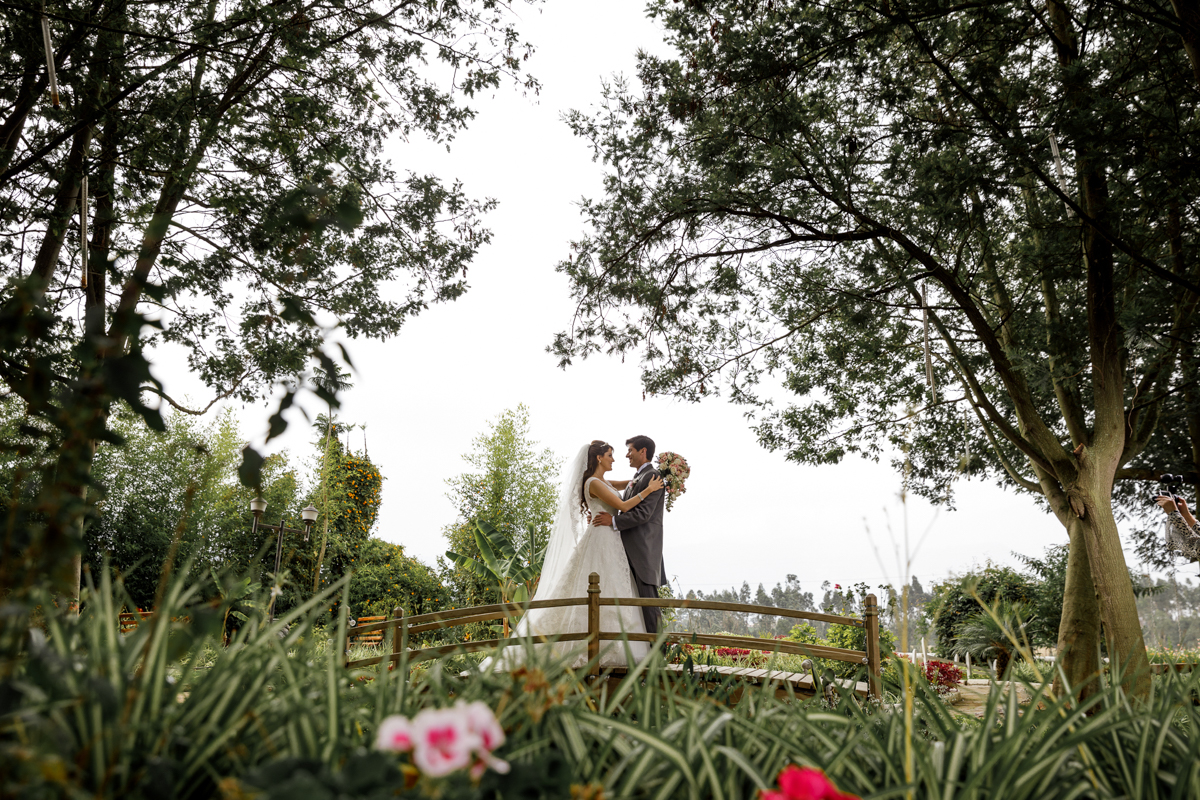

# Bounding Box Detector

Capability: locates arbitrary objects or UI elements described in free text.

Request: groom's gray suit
[615,462,667,634]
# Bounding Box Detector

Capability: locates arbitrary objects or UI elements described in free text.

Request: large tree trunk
[1053,518,1102,699]
[1075,471,1153,697]
[69,12,124,605]
[1057,0,1154,694]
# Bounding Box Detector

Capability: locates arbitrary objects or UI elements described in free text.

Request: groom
[592,435,667,634]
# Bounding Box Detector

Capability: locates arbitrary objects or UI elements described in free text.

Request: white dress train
[482,476,649,669]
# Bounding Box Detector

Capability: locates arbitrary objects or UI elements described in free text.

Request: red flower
[715,647,755,659]
[761,766,859,800]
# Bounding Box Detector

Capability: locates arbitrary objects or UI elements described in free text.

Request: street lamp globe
[301,504,318,540]
[250,496,267,518]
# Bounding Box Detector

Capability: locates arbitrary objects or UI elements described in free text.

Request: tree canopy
[441,405,561,606]
[2,0,537,406]
[0,0,538,598]
[84,405,298,608]
[554,0,1199,696]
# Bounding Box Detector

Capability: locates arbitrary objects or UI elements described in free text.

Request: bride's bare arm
[608,479,630,490]
[589,475,664,512]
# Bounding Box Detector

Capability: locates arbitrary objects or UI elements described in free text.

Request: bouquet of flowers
[656,451,690,511]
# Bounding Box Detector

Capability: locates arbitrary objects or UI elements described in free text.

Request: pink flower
[459,700,506,752]
[410,708,479,777]
[766,765,858,800]
[377,703,509,779]
[475,751,511,776]
[376,715,414,752]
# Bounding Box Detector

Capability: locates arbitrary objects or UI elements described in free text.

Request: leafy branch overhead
[0,0,540,592]
[2,0,539,409]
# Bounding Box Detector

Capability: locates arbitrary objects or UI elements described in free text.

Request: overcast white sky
[155,0,1146,597]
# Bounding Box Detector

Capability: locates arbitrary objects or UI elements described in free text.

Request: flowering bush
[922,659,964,688]
[761,765,860,800]
[656,451,690,511]
[349,537,448,619]
[376,700,510,780]
[894,656,964,699]
[1148,645,1200,664]
[715,647,753,658]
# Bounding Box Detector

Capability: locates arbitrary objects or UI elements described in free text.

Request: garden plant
[5,562,1200,798]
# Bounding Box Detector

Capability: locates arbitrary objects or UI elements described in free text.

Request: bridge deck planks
[660,663,870,697]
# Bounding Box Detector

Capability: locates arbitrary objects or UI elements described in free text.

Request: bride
[482,440,664,669]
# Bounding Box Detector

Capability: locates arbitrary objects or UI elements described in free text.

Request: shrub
[926,566,1036,655]
[921,659,963,688]
[950,603,1030,676]
[786,618,897,678]
[348,538,448,620]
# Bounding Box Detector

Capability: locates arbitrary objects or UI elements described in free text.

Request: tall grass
[3,566,1199,799]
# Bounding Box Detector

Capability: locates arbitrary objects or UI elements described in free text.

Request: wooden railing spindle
[864,593,882,700]
[587,572,600,677]
[340,604,350,669]
[394,605,407,665]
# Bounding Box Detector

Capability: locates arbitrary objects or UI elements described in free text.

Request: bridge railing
[341,571,882,699]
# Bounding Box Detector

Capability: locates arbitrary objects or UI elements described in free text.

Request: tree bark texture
[1170,0,1200,90]
[1053,518,1102,699]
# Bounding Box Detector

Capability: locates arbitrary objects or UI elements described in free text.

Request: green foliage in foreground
[3,567,1200,799]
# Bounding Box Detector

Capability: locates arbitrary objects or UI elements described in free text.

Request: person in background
[1159,490,1200,559]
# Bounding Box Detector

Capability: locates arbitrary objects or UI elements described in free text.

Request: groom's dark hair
[626,435,655,461]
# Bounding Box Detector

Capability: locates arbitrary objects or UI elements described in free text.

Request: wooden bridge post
[587,572,600,677]
[864,593,882,700]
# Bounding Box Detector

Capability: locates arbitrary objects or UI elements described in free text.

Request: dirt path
[949,679,1046,718]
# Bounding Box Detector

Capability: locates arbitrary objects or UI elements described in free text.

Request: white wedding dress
[481,447,650,670]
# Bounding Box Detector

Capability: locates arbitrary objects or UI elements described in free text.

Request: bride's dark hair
[581,440,612,515]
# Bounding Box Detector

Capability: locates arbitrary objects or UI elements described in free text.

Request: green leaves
[346,538,446,619]
[2,0,537,436]
[446,519,541,609]
[7,554,1200,799]
[442,405,560,607]
[556,0,1200,509]
[239,445,267,490]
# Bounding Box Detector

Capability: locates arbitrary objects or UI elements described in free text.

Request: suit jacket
[615,464,666,586]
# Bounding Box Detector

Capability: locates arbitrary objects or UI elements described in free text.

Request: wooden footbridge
[342,572,884,700]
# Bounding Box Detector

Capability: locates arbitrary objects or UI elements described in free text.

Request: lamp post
[250,498,319,620]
